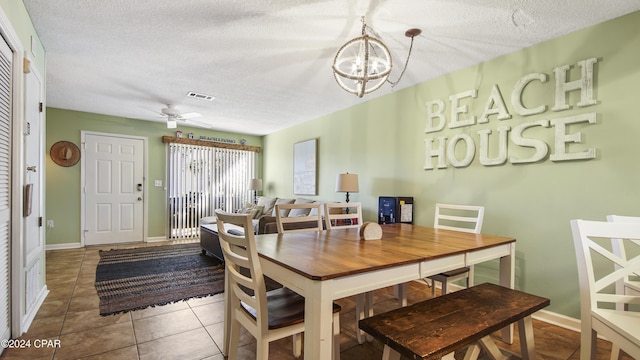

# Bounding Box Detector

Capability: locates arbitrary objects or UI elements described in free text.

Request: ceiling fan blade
[180,112,202,119]
[184,118,213,128]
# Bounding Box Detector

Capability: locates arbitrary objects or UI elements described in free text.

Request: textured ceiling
[22,0,640,135]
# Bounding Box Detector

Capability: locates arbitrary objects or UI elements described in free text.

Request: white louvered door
[0,34,13,350]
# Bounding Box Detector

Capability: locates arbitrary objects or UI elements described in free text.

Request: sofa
[199,196,324,262]
[200,196,324,236]
[253,196,326,234]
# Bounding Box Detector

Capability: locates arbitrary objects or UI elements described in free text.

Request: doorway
[82,132,147,246]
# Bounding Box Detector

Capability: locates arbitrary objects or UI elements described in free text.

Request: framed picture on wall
[293,138,317,195]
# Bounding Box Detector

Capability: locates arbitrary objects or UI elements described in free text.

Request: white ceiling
[22,0,640,136]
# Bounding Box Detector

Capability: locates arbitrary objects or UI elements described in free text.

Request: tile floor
[0,239,630,360]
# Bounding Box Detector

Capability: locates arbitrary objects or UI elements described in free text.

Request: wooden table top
[255,223,516,281]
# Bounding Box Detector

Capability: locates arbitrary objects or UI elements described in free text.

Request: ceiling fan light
[167,119,177,129]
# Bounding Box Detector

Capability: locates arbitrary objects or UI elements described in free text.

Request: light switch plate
[154,180,162,187]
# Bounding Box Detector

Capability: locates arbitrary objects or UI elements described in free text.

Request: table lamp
[335,173,359,203]
[248,178,263,204]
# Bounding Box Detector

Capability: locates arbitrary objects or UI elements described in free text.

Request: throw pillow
[240,203,264,219]
[273,198,295,216]
[288,198,315,217]
[257,196,277,216]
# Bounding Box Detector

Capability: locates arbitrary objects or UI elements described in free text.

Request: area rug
[95,243,224,316]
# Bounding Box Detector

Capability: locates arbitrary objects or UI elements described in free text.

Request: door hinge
[38,217,43,227]
[39,102,43,112]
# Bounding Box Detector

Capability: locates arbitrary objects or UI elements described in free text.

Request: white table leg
[304,280,335,360]
[395,283,407,307]
[499,243,516,344]
[355,293,367,344]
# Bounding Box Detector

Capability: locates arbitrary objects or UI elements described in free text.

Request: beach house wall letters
[424,58,598,170]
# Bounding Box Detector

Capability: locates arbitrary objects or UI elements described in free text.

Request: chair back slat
[324,202,363,230]
[434,203,485,234]
[275,203,323,233]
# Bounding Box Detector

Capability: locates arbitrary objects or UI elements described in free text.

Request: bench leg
[382,345,401,360]
[478,336,509,360]
[463,344,482,360]
[517,315,536,360]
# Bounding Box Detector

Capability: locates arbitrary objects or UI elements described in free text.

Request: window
[167,143,256,238]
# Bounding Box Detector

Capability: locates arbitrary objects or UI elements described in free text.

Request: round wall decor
[50,141,80,167]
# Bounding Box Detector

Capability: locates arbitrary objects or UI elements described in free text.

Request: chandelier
[332,17,421,98]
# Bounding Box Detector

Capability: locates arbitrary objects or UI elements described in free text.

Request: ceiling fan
[159,104,210,129]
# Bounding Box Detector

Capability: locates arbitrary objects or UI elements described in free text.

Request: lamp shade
[335,173,359,193]
[248,178,263,191]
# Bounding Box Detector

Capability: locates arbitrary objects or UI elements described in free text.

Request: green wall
[263,11,640,319]
[45,108,262,245]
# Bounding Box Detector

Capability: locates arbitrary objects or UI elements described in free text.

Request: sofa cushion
[201,215,217,224]
[256,196,277,216]
[273,198,295,216]
[239,203,264,219]
[288,198,316,217]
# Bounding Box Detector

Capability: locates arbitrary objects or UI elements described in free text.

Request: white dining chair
[606,215,640,303]
[570,219,640,360]
[215,209,341,360]
[275,202,323,233]
[606,215,640,359]
[428,203,485,297]
[324,202,363,230]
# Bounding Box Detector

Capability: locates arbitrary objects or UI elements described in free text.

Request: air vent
[187,91,215,101]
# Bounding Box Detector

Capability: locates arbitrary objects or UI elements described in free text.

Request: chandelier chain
[387,34,416,87]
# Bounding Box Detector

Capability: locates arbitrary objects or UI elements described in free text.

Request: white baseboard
[46,236,171,250]
[146,236,169,242]
[45,242,82,250]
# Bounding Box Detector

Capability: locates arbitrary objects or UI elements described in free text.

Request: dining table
[222,223,516,360]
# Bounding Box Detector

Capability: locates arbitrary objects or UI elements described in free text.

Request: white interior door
[23,55,47,322]
[0,30,13,350]
[83,133,145,246]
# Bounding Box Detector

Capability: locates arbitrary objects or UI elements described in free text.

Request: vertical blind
[167,143,256,239]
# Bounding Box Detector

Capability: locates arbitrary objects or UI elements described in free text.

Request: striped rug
[95,243,224,316]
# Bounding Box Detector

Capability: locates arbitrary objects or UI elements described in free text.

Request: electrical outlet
[46,220,54,229]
